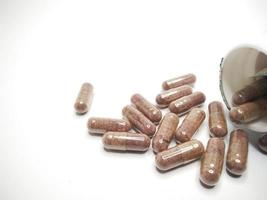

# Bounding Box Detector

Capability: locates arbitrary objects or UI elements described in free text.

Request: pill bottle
[219,45,267,132]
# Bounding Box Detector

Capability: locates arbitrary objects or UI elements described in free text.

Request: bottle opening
[220,45,267,133]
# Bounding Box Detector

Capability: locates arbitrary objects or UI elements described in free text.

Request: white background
[1,0,267,199]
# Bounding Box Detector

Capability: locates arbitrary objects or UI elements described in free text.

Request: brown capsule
[175,108,206,143]
[258,133,267,153]
[152,113,179,153]
[131,93,162,123]
[102,132,150,151]
[169,92,206,115]
[162,73,196,90]
[229,98,267,124]
[122,105,156,137]
[200,138,225,187]
[156,85,193,108]
[74,83,93,114]
[155,139,204,171]
[232,78,267,105]
[226,129,248,176]
[208,101,228,137]
[87,117,132,134]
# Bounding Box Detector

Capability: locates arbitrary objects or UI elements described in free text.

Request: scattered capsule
[226,129,248,176]
[152,113,179,153]
[74,83,93,114]
[200,138,225,187]
[87,117,132,134]
[102,132,150,152]
[162,73,196,90]
[156,85,193,108]
[155,139,204,171]
[208,101,228,137]
[169,92,206,115]
[229,98,267,124]
[122,105,156,137]
[258,133,267,153]
[175,108,206,143]
[232,78,267,105]
[131,93,162,123]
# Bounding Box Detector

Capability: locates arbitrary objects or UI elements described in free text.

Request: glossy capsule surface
[208,101,228,137]
[232,78,267,105]
[200,138,225,187]
[229,98,267,124]
[258,133,267,153]
[131,93,162,123]
[162,73,196,90]
[175,108,205,143]
[226,129,248,176]
[87,117,131,134]
[152,113,179,153]
[155,139,204,171]
[74,83,93,114]
[156,85,193,108]
[102,132,150,151]
[169,92,206,115]
[122,105,156,137]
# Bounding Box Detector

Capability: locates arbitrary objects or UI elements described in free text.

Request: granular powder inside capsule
[74,83,93,114]
[232,78,267,105]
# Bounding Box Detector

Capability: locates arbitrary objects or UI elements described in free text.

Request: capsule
[152,113,179,153]
[131,94,162,123]
[258,133,267,153]
[208,101,228,137]
[232,78,267,105]
[122,105,156,137]
[155,139,204,171]
[175,108,205,143]
[156,85,193,108]
[87,117,132,134]
[169,92,206,115]
[102,132,150,151]
[229,98,267,124]
[162,73,196,90]
[74,83,93,114]
[200,138,225,187]
[226,129,248,176]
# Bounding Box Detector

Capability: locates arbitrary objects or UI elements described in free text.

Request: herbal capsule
[155,139,204,171]
[102,132,150,151]
[131,93,162,123]
[74,83,93,114]
[175,108,205,143]
[208,101,228,137]
[169,92,206,115]
[87,117,132,134]
[200,138,225,187]
[258,133,267,153]
[226,129,248,176]
[122,105,156,137]
[162,73,196,90]
[152,113,179,153]
[232,78,267,105]
[156,85,193,108]
[229,98,267,124]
